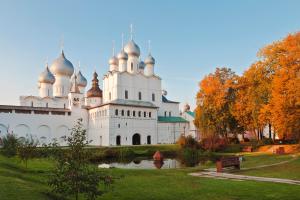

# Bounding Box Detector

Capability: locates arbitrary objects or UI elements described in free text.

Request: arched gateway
[132,133,141,145]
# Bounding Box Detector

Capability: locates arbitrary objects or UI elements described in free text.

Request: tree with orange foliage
[259,32,300,140]
[194,67,241,140]
[232,61,273,140]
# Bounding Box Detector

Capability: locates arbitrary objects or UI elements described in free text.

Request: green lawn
[237,154,300,180]
[0,152,300,200]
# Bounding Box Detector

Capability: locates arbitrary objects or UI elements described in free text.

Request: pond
[97,156,216,169]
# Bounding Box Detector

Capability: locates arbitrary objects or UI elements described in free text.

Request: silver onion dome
[50,50,74,77]
[38,65,55,84]
[117,50,128,60]
[139,61,145,69]
[124,40,140,57]
[76,70,87,87]
[145,54,155,65]
[109,56,118,65]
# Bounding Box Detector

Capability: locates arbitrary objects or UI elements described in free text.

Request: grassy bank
[1,151,300,200]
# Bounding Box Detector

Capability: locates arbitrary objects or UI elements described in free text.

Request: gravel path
[189,171,300,185]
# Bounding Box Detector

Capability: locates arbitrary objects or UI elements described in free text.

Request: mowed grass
[237,154,300,180]
[0,152,300,200]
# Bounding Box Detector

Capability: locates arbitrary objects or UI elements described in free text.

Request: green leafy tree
[48,119,111,200]
[1,133,19,157]
[17,134,38,168]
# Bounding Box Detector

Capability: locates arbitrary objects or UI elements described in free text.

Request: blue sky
[0,0,299,109]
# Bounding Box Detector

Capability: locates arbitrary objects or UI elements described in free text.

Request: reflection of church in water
[0,31,197,146]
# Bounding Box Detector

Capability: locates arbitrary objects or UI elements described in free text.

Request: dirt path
[190,154,300,185]
[190,171,300,185]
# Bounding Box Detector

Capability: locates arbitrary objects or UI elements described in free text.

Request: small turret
[86,71,103,107]
[38,63,55,98]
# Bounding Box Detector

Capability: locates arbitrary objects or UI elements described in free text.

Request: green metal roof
[158,116,189,123]
[186,111,195,118]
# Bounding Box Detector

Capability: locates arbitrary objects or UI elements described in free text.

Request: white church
[0,36,193,146]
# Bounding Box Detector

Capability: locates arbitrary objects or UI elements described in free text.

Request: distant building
[180,103,200,140]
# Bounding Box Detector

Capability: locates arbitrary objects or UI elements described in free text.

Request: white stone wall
[0,108,88,145]
[157,122,188,144]
[88,104,158,146]
[103,72,162,107]
[158,102,180,117]
[20,96,68,109]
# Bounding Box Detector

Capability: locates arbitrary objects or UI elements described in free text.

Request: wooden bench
[216,156,240,173]
[242,146,253,152]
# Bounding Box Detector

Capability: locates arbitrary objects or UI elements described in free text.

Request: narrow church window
[164,111,167,117]
[133,111,136,117]
[138,111,141,117]
[147,135,151,144]
[121,110,124,116]
[109,92,111,100]
[152,93,155,101]
[149,112,151,118]
[46,103,48,108]
[31,101,33,107]
[138,92,142,100]
[64,104,66,109]
[169,111,171,117]
[48,89,50,96]
[118,124,120,128]
[125,90,128,99]
[144,111,146,117]
[127,110,130,116]
[115,109,118,116]
[131,62,133,71]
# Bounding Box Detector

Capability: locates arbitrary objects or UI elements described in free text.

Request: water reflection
[98,158,182,169]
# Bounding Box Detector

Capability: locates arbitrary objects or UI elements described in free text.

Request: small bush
[1,133,19,157]
[177,135,200,149]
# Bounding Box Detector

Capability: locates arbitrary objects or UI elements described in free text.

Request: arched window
[31,101,33,107]
[109,92,112,100]
[121,110,124,116]
[147,135,151,145]
[169,111,171,117]
[133,111,136,117]
[125,90,128,99]
[115,109,118,116]
[46,103,48,108]
[144,111,146,117]
[149,112,151,118]
[138,111,141,117]
[127,110,130,116]
[131,63,133,71]
[64,104,66,109]
[138,92,142,100]
[164,111,167,117]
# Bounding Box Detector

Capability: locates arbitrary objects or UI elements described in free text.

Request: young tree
[1,133,19,157]
[18,134,38,168]
[48,119,111,200]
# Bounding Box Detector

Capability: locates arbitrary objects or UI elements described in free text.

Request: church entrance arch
[132,133,141,145]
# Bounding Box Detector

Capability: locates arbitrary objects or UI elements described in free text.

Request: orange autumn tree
[259,32,300,140]
[194,67,241,140]
[232,61,273,140]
